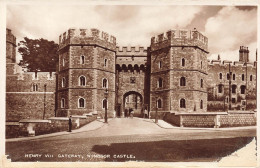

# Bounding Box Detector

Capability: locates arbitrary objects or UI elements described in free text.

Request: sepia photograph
[1,0,258,167]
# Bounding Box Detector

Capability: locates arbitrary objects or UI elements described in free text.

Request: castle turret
[239,46,249,63]
[57,28,116,117]
[150,29,208,114]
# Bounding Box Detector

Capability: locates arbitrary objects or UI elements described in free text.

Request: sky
[6,4,258,62]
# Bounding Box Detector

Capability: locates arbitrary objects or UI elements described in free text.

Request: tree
[18,37,59,72]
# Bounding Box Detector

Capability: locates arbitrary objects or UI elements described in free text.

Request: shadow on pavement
[91,137,254,162]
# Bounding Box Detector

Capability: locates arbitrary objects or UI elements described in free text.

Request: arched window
[250,75,253,81]
[80,55,85,64]
[242,74,245,81]
[61,98,65,108]
[102,78,108,88]
[32,84,38,91]
[241,85,246,94]
[180,77,186,86]
[233,74,236,80]
[200,100,203,109]
[159,61,162,69]
[79,76,86,86]
[104,59,107,67]
[180,99,186,108]
[62,77,65,88]
[157,99,162,108]
[62,58,65,66]
[158,78,163,88]
[227,73,230,80]
[219,73,222,80]
[78,98,85,108]
[218,84,223,93]
[181,58,185,67]
[201,79,203,88]
[102,99,107,109]
[232,85,237,94]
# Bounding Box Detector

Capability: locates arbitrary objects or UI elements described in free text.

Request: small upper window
[233,74,236,80]
[201,61,202,69]
[102,99,107,109]
[218,84,223,93]
[250,75,253,81]
[157,99,162,108]
[200,100,203,109]
[242,74,245,81]
[104,59,107,67]
[32,84,38,91]
[232,85,237,94]
[159,61,162,69]
[241,85,246,94]
[61,98,65,108]
[219,73,222,80]
[78,98,85,108]
[158,78,163,88]
[180,77,186,86]
[79,76,86,86]
[62,58,65,67]
[62,77,65,88]
[180,99,186,108]
[80,56,85,64]
[181,58,185,67]
[201,79,203,88]
[227,73,230,80]
[102,78,108,88]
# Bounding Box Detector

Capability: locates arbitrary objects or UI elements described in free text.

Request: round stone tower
[150,29,208,115]
[57,28,116,117]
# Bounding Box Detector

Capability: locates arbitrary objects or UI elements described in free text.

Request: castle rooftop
[59,28,116,51]
[151,28,208,52]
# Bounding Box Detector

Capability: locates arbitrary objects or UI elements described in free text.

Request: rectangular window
[232,98,236,103]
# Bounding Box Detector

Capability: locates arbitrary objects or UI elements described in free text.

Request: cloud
[205,6,257,61]
[6,5,257,62]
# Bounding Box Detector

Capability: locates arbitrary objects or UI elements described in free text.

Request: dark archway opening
[123,91,143,118]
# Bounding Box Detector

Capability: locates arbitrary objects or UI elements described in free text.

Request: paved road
[6,118,256,162]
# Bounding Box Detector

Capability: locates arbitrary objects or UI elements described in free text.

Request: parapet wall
[151,29,208,52]
[59,28,117,51]
[116,46,147,56]
[208,59,256,68]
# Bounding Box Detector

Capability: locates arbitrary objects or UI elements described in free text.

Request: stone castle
[6,28,257,122]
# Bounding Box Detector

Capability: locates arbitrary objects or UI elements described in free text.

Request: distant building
[6,28,257,121]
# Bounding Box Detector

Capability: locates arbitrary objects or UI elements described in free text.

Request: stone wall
[219,112,256,127]
[6,115,96,138]
[163,111,256,128]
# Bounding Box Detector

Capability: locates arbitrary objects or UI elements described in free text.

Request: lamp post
[104,88,108,123]
[43,84,47,119]
[155,91,158,124]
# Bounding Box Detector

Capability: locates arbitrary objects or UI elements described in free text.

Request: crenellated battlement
[151,29,208,52]
[208,59,256,68]
[116,46,147,56]
[6,28,16,46]
[59,28,116,51]
[14,71,56,81]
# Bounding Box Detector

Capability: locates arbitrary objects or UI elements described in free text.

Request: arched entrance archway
[123,91,143,117]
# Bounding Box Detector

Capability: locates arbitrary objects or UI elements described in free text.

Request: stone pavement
[5,117,256,162]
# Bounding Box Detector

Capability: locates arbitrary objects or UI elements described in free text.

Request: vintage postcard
[1,0,259,167]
